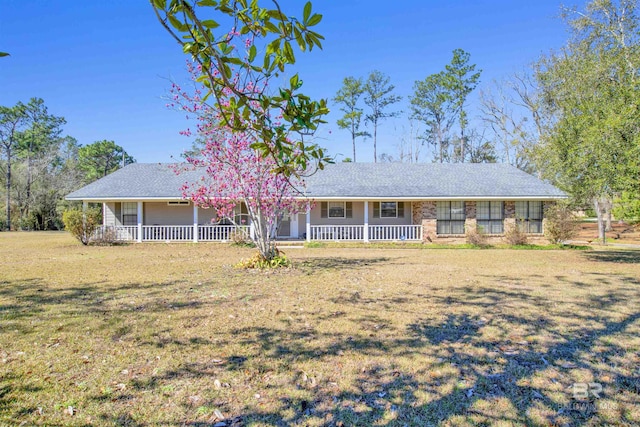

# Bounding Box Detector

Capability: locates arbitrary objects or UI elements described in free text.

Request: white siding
[309,201,412,226]
[140,202,244,225]
[145,202,193,225]
[104,202,120,226]
[367,202,412,226]
[310,201,365,225]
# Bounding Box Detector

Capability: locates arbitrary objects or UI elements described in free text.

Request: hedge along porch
[66,163,566,243]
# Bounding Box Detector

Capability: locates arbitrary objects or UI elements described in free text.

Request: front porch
[89,199,549,243]
[93,199,425,243]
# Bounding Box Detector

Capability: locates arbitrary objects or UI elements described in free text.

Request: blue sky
[0,1,581,163]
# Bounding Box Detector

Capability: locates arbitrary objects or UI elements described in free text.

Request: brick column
[465,201,476,232]
[504,201,516,232]
[542,201,554,234]
[412,202,422,225]
[413,201,437,242]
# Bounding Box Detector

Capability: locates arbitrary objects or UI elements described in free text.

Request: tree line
[0,98,134,231]
[333,0,640,239]
[333,50,524,166]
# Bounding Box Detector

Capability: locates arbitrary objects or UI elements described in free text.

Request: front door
[277,214,291,238]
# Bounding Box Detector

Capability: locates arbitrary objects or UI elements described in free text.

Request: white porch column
[102,203,106,226]
[363,200,369,242]
[193,204,198,243]
[249,221,256,240]
[290,214,299,239]
[137,201,143,243]
[305,207,311,242]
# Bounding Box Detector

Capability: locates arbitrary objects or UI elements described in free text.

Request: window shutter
[373,202,380,218]
[346,202,353,218]
[115,203,122,224]
[398,202,404,218]
[321,202,328,218]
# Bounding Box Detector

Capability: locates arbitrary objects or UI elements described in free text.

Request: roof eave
[65,196,187,202]
[66,195,568,202]
[306,195,567,201]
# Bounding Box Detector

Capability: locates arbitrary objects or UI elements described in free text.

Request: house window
[373,202,405,218]
[437,201,465,234]
[320,202,353,219]
[515,201,543,233]
[167,201,190,206]
[234,203,250,226]
[477,201,504,234]
[122,202,137,226]
[329,202,345,218]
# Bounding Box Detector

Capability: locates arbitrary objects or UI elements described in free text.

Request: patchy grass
[501,243,592,250]
[1,231,639,426]
[303,241,591,250]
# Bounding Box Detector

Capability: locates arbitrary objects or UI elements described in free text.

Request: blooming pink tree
[155,0,331,261]
[171,62,310,261]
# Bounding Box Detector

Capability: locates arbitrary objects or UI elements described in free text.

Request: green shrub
[544,203,578,244]
[62,208,102,245]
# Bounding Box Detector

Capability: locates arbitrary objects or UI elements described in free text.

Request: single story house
[65,162,566,243]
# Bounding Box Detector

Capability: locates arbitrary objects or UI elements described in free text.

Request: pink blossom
[169,63,311,255]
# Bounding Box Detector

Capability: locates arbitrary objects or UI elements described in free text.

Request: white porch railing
[143,225,193,241]
[198,225,249,241]
[93,224,422,242]
[309,225,365,241]
[368,225,422,241]
[92,225,250,242]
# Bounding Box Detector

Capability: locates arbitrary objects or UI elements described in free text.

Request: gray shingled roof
[304,163,566,198]
[66,162,566,200]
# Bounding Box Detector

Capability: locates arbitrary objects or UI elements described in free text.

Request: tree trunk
[251,208,277,261]
[373,121,377,163]
[25,151,32,227]
[605,198,613,231]
[352,134,356,163]
[5,150,10,231]
[594,198,606,245]
[460,128,465,163]
[437,125,444,163]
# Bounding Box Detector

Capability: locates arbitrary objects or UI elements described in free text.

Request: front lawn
[1,232,639,426]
